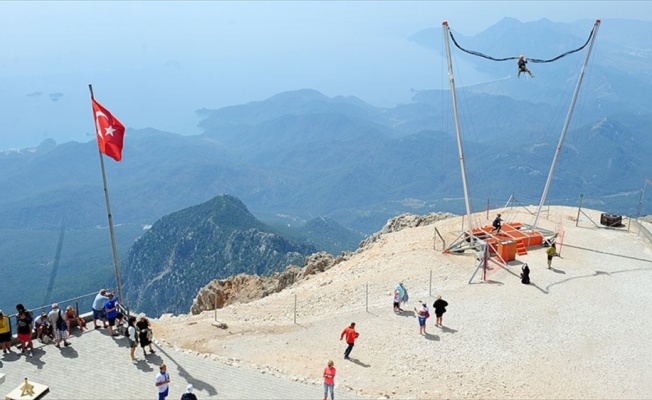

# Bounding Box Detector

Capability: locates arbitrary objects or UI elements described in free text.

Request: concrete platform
[0,327,367,399]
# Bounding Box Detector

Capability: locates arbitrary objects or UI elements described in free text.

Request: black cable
[447,24,596,64]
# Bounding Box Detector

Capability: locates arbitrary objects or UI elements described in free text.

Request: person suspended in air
[517,55,534,78]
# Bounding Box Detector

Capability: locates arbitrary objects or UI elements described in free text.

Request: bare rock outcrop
[358,212,455,250]
[190,251,351,314]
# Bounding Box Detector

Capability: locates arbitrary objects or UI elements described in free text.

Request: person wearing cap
[34,311,53,343]
[155,363,171,400]
[414,301,430,335]
[181,384,198,400]
[92,289,110,329]
[0,309,12,354]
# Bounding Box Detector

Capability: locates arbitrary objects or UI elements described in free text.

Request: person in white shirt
[155,363,170,400]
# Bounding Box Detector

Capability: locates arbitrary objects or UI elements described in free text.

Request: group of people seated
[33,305,87,343]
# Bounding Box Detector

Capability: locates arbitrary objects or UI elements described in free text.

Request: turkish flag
[91,98,126,161]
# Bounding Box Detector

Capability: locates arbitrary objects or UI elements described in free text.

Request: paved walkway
[0,328,366,399]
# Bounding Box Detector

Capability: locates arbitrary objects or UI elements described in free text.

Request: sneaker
[64,342,71,347]
[29,351,33,357]
[55,344,61,348]
[133,359,138,364]
[150,349,156,354]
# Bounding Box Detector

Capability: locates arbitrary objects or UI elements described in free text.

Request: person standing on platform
[105,292,124,337]
[92,289,109,329]
[0,310,13,354]
[155,363,171,400]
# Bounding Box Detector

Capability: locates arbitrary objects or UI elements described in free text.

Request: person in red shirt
[340,322,359,360]
[323,359,336,400]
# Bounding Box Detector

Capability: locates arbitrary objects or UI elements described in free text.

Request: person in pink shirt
[323,359,336,400]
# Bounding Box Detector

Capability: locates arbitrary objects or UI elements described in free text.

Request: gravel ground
[155,206,652,399]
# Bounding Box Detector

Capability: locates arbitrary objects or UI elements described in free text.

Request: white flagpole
[89,84,125,305]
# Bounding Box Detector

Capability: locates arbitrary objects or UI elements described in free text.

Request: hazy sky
[0,1,649,149]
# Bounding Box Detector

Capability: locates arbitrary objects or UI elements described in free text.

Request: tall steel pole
[442,21,474,240]
[533,20,601,230]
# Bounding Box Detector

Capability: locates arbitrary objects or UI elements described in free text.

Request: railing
[4,290,132,337]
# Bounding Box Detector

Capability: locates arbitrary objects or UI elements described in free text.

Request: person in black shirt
[432,295,449,327]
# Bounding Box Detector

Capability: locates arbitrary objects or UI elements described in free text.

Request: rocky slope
[189,211,455,314]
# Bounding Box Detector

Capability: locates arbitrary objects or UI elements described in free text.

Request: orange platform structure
[444,221,547,260]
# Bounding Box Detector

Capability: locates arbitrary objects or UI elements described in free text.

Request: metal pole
[533,20,601,230]
[89,84,125,305]
[365,283,368,312]
[576,193,583,227]
[442,21,474,241]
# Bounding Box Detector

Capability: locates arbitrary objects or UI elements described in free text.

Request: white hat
[186,384,193,393]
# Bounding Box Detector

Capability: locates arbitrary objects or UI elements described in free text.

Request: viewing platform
[0,323,361,399]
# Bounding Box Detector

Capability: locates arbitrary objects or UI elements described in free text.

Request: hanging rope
[447,23,596,63]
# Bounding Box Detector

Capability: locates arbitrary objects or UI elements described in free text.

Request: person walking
[433,295,449,327]
[92,289,109,329]
[546,244,557,269]
[340,322,359,360]
[127,316,138,364]
[414,301,429,335]
[323,360,336,400]
[155,363,171,400]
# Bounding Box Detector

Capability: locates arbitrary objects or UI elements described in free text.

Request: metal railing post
[293,294,297,324]
[365,283,368,312]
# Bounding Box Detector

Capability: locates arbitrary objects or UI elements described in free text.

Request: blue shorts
[158,387,169,400]
[418,316,426,327]
[93,308,105,320]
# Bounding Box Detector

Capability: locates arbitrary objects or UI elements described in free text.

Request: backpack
[56,310,66,331]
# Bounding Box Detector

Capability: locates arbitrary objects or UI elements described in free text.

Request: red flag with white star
[91,98,125,161]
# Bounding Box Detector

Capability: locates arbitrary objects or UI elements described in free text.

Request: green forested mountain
[121,195,316,316]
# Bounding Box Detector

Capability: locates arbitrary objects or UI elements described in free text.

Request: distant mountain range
[1,18,651,315]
